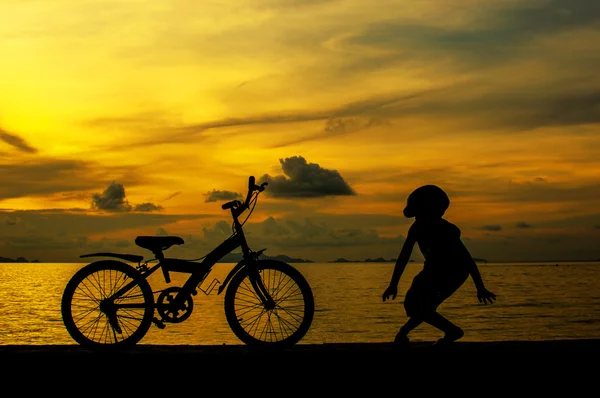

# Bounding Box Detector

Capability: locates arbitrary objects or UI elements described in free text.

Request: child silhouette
[382,184,496,347]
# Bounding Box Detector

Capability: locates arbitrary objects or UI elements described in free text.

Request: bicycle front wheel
[224,259,314,347]
[61,260,154,349]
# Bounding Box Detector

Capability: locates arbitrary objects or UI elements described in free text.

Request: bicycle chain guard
[156,286,194,323]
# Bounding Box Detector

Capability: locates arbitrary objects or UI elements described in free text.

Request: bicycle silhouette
[61,176,315,349]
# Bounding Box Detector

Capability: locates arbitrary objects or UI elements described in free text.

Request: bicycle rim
[61,260,154,348]
[224,260,314,346]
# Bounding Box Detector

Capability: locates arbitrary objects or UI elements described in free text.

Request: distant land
[328,257,489,263]
[2,254,598,264]
[0,256,41,263]
[0,253,312,264]
[328,257,400,263]
[219,252,314,263]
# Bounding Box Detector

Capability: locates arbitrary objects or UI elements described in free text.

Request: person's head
[403,185,450,219]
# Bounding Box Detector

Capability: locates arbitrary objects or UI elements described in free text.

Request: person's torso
[412,218,468,273]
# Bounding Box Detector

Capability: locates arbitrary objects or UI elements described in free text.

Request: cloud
[0,208,210,262]
[0,159,94,200]
[163,191,181,201]
[115,240,131,248]
[84,92,425,149]
[259,156,355,198]
[0,128,38,153]
[269,117,389,148]
[515,222,533,229]
[156,227,169,236]
[4,215,22,226]
[91,182,132,212]
[481,225,502,232]
[90,182,164,213]
[343,0,600,70]
[0,158,147,201]
[204,189,243,203]
[134,203,164,212]
[190,216,405,262]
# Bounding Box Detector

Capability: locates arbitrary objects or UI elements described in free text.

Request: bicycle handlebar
[221,176,267,212]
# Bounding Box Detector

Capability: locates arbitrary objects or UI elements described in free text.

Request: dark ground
[3,340,597,391]
[4,338,600,356]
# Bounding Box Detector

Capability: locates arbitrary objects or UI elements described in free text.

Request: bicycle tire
[61,260,154,349]
[224,259,314,346]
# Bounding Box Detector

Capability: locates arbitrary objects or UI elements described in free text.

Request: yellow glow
[2,1,600,263]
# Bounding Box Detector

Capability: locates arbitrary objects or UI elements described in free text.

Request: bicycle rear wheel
[224,259,314,346]
[61,260,154,349]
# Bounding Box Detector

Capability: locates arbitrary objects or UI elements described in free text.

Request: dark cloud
[269,117,389,148]
[259,156,355,198]
[346,0,600,70]
[204,190,243,203]
[0,209,210,262]
[91,182,163,213]
[189,216,404,262]
[163,191,181,201]
[515,222,533,229]
[0,128,37,153]
[202,220,234,242]
[134,203,164,212]
[115,240,131,248]
[262,0,337,8]
[84,92,424,149]
[358,84,600,132]
[500,180,600,204]
[91,182,132,212]
[156,227,169,236]
[481,225,502,232]
[0,159,104,200]
[4,215,22,226]
[88,81,600,151]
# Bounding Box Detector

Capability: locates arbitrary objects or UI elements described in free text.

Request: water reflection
[1,261,599,345]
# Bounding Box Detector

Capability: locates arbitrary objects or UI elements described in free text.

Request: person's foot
[434,327,464,346]
[393,332,411,350]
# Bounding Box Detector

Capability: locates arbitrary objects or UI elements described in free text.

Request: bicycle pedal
[152,317,166,329]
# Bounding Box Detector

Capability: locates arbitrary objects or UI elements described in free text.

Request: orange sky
[1,0,600,262]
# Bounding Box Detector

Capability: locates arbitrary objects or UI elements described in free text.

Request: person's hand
[382,285,398,302]
[477,287,496,304]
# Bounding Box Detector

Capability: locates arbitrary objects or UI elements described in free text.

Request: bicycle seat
[135,236,184,252]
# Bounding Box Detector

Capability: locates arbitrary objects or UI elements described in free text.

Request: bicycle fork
[247,269,276,309]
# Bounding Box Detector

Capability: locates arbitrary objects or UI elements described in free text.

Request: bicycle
[61,176,315,349]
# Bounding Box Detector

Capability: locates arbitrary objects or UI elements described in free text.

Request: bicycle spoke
[63,261,153,347]
[235,270,306,342]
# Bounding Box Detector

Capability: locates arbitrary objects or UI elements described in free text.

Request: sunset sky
[1,0,599,263]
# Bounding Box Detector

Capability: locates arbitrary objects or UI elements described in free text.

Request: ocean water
[1,261,599,345]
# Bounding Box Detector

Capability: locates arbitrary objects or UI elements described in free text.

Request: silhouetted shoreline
[0,256,40,263]
[2,339,599,362]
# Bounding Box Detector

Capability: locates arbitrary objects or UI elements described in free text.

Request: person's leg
[394,316,423,345]
[423,311,464,342]
[394,285,424,346]
[422,274,468,343]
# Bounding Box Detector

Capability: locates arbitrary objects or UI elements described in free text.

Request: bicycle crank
[156,286,194,323]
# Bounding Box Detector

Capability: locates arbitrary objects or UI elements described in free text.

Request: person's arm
[460,240,486,290]
[457,239,496,304]
[389,235,415,287]
[382,226,416,302]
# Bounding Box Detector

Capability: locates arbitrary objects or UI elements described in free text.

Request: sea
[1,261,599,345]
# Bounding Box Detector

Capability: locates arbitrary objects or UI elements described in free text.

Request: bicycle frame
[82,184,273,314]
[62,175,315,347]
